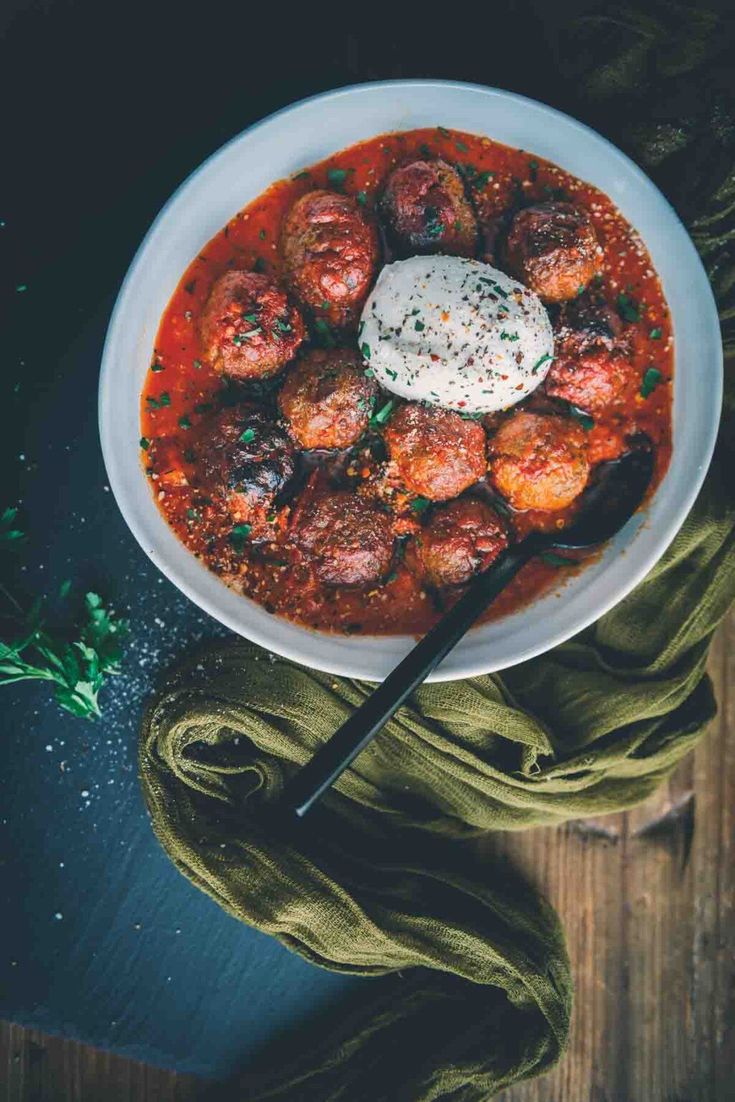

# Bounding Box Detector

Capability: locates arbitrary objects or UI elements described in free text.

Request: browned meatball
[383,403,487,502]
[199,405,296,520]
[278,347,377,449]
[385,403,489,502]
[503,202,602,303]
[544,290,632,412]
[292,491,394,586]
[489,411,589,512]
[414,498,509,587]
[379,159,478,258]
[281,190,380,328]
[199,270,305,380]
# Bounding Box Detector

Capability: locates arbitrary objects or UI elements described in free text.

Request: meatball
[544,290,632,412]
[278,347,377,449]
[414,498,509,588]
[199,270,305,380]
[199,405,296,519]
[281,190,380,328]
[544,350,632,413]
[489,411,590,512]
[379,159,478,258]
[384,403,487,502]
[292,491,394,587]
[503,202,602,303]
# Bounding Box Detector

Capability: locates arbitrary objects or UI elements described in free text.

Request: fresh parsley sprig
[0,588,126,720]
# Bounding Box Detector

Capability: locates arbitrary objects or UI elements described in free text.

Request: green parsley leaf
[242,312,259,323]
[567,406,594,431]
[0,506,25,549]
[259,228,266,240]
[414,320,425,332]
[649,327,662,340]
[0,585,126,720]
[410,496,431,514]
[369,399,395,428]
[532,353,554,374]
[233,328,262,345]
[150,360,165,373]
[437,126,450,138]
[356,190,368,207]
[361,342,372,360]
[327,168,348,187]
[616,292,641,323]
[178,415,192,430]
[239,427,256,444]
[640,367,663,399]
[229,523,252,552]
[139,436,150,450]
[193,359,202,370]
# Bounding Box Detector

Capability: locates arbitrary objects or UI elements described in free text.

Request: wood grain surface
[2,615,733,1102]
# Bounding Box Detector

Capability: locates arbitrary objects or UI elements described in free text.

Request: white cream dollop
[359,256,554,414]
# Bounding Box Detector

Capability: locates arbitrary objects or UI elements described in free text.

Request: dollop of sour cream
[359,256,554,414]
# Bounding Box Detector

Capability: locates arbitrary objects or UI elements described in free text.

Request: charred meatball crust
[383,403,487,502]
[292,491,394,587]
[414,498,509,588]
[489,411,590,512]
[380,159,478,258]
[199,405,296,519]
[503,202,602,304]
[544,290,633,412]
[199,270,305,380]
[281,190,380,328]
[278,347,377,449]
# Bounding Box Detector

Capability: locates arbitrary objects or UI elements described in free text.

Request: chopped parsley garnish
[314,318,336,347]
[437,126,450,138]
[193,359,202,370]
[253,257,266,273]
[239,427,256,444]
[242,312,259,323]
[528,159,538,182]
[273,318,292,333]
[616,292,641,323]
[364,367,375,378]
[419,143,432,157]
[186,508,200,521]
[361,341,372,360]
[385,367,398,381]
[184,280,196,294]
[178,415,192,430]
[194,402,212,414]
[258,228,266,240]
[410,496,431,513]
[455,140,469,153]
[150,360,165,372]
[414,320,425,332]
[369,399,395,428]
[423,206,444,239]
[139,437,150,450]
[640,367,663,398]
[649,327,662,340]
[500,330,519,342]
[531,353,554,374]
[568,406,594,431]
[458,164,493,189]
[146,392,171,409]
[541,552,574,568]
[327,167,348,187]
[229,523,252,552]
[292,170,310,181]
[356,190,368,207]
[233,328,262,345]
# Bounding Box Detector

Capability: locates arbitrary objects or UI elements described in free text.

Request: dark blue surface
[0,308,362,1077]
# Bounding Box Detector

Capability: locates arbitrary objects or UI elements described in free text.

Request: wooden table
[3,616,733,1102]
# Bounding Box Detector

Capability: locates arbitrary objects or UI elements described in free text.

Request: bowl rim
[99,78,723,682]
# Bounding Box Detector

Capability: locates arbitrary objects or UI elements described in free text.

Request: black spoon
[282,442,654,819]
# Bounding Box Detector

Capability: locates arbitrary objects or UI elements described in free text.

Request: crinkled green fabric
[139,5,735,1098]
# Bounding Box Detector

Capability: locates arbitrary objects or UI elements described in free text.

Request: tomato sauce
[142,127,673,637]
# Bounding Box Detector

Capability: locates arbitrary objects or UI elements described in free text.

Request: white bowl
[99,80,722,682]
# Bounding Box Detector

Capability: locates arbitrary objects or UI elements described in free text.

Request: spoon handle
[282,537,541,819]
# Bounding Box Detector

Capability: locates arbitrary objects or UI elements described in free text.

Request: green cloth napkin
[139,6,735,1098]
